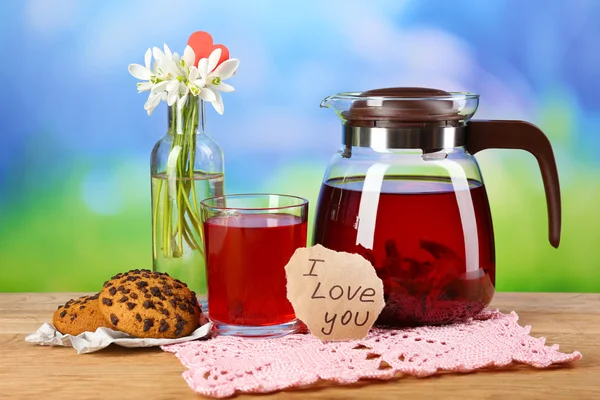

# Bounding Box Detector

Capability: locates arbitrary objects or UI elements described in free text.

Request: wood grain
[0,292,598,399]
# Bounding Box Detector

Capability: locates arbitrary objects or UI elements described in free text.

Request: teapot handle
[465,120,561,248]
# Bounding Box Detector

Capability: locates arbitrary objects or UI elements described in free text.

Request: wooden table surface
[0,292,598,399]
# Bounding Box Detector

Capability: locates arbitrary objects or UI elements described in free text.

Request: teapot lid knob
[358,87,452,97]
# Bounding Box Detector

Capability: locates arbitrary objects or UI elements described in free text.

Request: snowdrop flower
[128,41,238,115]
[173,81,191,110]
[180,45,196,74]
[143,92,161,115]
[147,45,182,112]
[149,45,198,112]
[196,48,239,114]
[128,49,154,93]
[129,44,175,115]
[186,67,213,101]
[174,46,197,109]
[152,44,181,81]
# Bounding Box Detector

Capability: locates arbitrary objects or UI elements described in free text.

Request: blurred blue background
[1,0,599,292]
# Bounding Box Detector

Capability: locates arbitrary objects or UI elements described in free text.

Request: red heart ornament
[187,31,230,69]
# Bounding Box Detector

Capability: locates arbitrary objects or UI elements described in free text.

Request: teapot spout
[320,93,359,121]
[320,95,336,109]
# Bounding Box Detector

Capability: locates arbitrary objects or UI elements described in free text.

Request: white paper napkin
[25,322,213,354]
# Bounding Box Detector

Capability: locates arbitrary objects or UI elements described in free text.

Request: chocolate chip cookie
[52,294,110,335]
[98,269,204,338]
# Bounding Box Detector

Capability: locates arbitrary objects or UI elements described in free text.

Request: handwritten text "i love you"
[285,245,385,341]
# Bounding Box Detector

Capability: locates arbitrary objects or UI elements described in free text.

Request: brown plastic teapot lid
[344,87,468,128]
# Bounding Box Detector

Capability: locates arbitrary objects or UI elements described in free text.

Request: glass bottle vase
[150,97,224,311]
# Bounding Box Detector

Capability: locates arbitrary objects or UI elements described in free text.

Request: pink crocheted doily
[162,310,581,398]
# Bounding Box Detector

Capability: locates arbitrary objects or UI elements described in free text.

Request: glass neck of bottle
[167,97,206,136]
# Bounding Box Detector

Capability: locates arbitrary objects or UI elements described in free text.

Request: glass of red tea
[200,194,308,337]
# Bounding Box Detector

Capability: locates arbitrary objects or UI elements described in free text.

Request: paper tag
[285,244,385,341]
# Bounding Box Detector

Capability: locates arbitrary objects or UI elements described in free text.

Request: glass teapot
[313,87,561,326]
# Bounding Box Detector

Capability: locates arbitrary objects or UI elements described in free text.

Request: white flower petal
[199,88,216,102]
[193,78,206,88]
[153,46,165,61]
[167,60,182,78]
[161,92,168,101]
[167,145,183,197]
[144,49,152,69]
[211,90,224,115]
[163,43,172,59]
[177,92,188,109]
[178,81,188,94]
[183,45,195,67]
[137,81,153,93]
[166,80,179,93]
[214,82,235,92]
[197,58,208,79]
[150,92,162,105]
[207,48,222,73]
[128,64,151,80]
[144,92,161,113]
[151,80,169,93]
[167,91,178,106]
[154,63,166,77]
[213,58,239,80]
[188,66,199,82]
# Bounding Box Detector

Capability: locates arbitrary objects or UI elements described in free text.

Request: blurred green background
[0,0,599,293]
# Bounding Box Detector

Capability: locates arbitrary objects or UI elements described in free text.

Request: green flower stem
[152,177,163,259]
[152,96,206,260]
[189,105,199,217]
[177,185,185,256]
[181,212,200,250]
[163,179,171,255]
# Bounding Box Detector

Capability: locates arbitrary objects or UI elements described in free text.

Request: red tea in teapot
[314,175,496,326]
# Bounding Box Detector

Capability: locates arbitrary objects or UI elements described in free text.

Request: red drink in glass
[205,214,306,326]
[201,194,308,337]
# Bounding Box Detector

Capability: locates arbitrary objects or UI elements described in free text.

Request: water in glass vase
[151,171,224,311]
